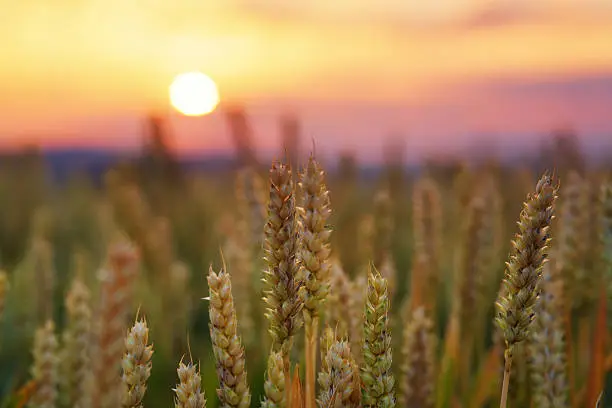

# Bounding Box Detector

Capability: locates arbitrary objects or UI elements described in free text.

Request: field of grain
[0,127,610,408]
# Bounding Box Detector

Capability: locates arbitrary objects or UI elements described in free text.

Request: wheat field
[0,133,610,408]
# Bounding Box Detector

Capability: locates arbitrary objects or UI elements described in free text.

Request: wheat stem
[500,351,513,408]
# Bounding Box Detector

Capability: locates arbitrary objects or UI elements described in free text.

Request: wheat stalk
[411,176,442,315]
[557,171,589,312]
[495,173,557,408]
[0,270,8,324]
[455,196,488,391]
[529,261,568,408]
[207,264,251,407]
[349,275,367,364]
[362,265,395,407]
[236,166,267,250]
[174,359,207,408]
[372,189,393,269]
[223,215,255,343]
[298,155,332,408]
[60,276,93,408]
[261,351,287,408]
[262,160,305,398]
[325,259,352,338]
[399,306,436,408]
[121,318,153,408]
[29,320,59,408]
[93,240,139,408]
[168,261,193,352]
[317,331,361,408]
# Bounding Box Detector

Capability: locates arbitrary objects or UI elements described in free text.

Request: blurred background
[2,0,612,163]
[1,0,612,407]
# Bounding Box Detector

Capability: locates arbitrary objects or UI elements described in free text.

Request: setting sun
[169,72,220,116]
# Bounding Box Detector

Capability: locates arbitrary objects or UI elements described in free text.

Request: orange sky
[1,0,612,159]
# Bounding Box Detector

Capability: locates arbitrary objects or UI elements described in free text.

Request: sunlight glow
[169,72,220,116]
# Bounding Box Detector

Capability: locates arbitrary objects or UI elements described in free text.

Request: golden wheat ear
[411,175,443,316]
[362,264,396,407]
[29,320,59,408]
[174,358,207,408]
[399,306,436,408]
[261,351,287,408]
[298,154,332,408]
[60,276,93,408]
[262,160,305,401]
[318,335,361,407]
[207,263,251,407]
[121,317,153,408]
[529,261,569,408]
[495,172,558,408]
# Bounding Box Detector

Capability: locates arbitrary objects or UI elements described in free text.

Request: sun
[169,71,220,116]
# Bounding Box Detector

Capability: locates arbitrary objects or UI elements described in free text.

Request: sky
[1,0,612,162]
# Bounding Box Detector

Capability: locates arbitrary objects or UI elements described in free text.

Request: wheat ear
[261,351,286,408]
[207,264,251,407]
[411,176,442,315]
[399,306,436,408]
[93,240,139,408]
[61,276,93,408]
[263,160,305,398]
[557,171,589,312]
[121,318,153,408]
[174,359,207,408]
[29,320,59,408]
[529,261,568,408]
[299,155,332,408]
[495,173,557,408]
[317,331,361,407]
[362,265,395,407]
